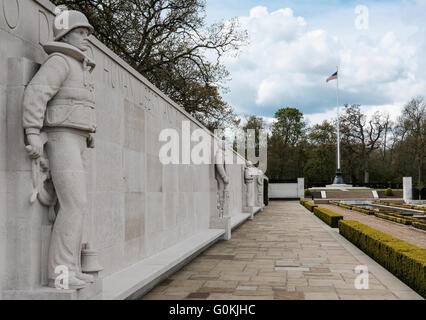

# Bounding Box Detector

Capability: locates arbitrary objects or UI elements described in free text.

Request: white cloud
[221,4,426,120]
[304,103,405,127]
[225,6,339,110]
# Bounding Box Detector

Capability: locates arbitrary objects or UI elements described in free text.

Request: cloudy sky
[205,0,426,126]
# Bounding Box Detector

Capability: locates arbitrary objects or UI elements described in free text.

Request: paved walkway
[141,201,423,300]
[321,204,426,248]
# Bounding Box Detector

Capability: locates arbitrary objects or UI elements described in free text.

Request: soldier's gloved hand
[223,176,230,184]
[26,134,43,159]
[87,134,95,149]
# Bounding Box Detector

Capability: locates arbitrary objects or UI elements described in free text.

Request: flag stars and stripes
[326,71,338,82]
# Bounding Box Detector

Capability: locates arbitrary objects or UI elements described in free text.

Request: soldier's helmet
[53,10,94,41]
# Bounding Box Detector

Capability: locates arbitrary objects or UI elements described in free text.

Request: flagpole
[328,66,345,185]
[336,66,341,171]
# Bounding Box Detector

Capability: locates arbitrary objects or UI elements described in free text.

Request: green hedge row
[334,201,416,217]
[331,202,353,210]
[331,202,376,215]
[375,213,412,225]
[351,206,375,215]
[382,212,419,221]
[379,202,426,213]
[303,201,318,212]
[340,204,353,210]
[387,211,414,217]
[300,199,318,213]
[338,220,426,298]
[314,207,343,228]
[384,202,413,209]
[411,221,426,231]
[413,222,426,231]
[374,211,425,227]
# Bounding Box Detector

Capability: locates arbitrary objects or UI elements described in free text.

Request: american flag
[326,71,338,83]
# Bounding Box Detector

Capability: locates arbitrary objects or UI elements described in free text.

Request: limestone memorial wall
[269,179,304,199]
[0,0,266,299]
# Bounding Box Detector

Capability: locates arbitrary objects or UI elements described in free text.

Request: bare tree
[398,97,426,199]
[53,0,248,130]
[381,113,393,161]
[340,105,386,184]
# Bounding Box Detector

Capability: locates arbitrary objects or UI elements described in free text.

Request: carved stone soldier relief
[23,10,102,290]
[215,138,230,219]
[245,161,255,209]
[257,169,264,207]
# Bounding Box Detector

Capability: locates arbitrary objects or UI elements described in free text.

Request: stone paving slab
[142,201,423,300]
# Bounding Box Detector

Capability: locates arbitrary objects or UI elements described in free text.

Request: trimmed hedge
[304,201,318,212]
[300,199,307,206]
[338,220,426,298]
[380,202,426,213]
[331,202,353,210]
[385,188,393,196]
[339,203,353,210]
[389,211,414,217]
[374,211,425,227]
[375,213,412,225]
[382,212,417,220]
[390,203,414,209]
[314,207,343,228]
[351,206,375,215]
[413,222,426,231]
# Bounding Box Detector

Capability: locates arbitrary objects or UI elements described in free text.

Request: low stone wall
[0,0,267,299]
[269,179,304,199]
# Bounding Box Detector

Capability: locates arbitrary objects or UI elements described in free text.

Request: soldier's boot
[68,276,88,289]
[48,275,87,290]
[75,272,95,283]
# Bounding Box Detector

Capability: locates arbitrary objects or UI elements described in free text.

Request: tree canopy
[53,0,247,131]
[262,98,425,194]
